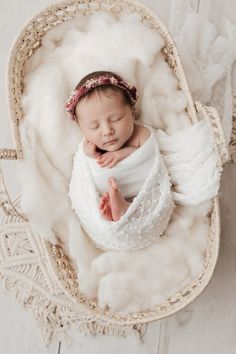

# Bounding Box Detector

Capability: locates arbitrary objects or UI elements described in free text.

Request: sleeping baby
[67,70,175,251]
[67,70,156,221]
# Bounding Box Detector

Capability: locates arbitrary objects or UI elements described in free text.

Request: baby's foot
[99,192,113,221]
[108,177,131,221]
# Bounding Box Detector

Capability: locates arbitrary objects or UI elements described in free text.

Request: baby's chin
[100,146,117,153]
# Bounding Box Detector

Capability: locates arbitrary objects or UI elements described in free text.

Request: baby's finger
[83,139,88,149]
[99,156,114,167]
[98,152,110,162]
[102,154,114,163]
[88,142,97,152]
[87,146,94,154]
[97,154,109,164]
[99,198,105,209]
[95,151,102,158]
[108,159,118,168]
[88,141,95,149]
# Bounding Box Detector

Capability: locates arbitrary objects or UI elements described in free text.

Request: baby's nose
[103,125,114,136]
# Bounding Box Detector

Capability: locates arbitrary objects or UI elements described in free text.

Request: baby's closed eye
[110,116,124,122]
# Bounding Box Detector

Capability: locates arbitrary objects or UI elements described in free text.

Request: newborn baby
[66,70,151,221]
[67,70,175,250]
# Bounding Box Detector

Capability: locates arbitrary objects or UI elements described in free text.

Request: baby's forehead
[75,90,127,119]
[85,87,125,103]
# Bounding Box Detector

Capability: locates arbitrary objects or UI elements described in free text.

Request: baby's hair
[76,71,133,104]
[74,71,134,120]
[65,70,138,121]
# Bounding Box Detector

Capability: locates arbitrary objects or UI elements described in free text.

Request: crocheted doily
[0,195,146,345]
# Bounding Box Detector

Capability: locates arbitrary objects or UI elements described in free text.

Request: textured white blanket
[69,125,175,251]
[68,119,220,252]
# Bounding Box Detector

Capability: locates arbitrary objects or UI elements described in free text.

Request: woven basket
[0,0,231,329]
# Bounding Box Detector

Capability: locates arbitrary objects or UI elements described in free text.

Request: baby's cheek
[86,132,99,146]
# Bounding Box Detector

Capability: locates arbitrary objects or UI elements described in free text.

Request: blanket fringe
[0,271,147,346]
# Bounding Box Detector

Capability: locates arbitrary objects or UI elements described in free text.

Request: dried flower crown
[65,74,138,120]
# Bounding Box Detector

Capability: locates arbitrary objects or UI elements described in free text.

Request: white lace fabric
[68,128,175,251]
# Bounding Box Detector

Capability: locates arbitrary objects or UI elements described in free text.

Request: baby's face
[76,90,135,152]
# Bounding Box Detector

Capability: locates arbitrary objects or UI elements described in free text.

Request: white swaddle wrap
[68,119,221,251]
[69,126,175,251]
[85,126,158,199]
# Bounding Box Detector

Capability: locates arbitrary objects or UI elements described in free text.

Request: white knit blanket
[68,126,175,251]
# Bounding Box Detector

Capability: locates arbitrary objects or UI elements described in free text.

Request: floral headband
[65,74,138,120]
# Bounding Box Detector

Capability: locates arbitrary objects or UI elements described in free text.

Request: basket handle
[195,101,231,169]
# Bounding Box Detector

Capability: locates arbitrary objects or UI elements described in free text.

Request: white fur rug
[16,11,218,314]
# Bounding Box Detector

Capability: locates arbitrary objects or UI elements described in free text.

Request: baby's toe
[109,177,118,191]
[104,192,109,200]
[99,195,106,209]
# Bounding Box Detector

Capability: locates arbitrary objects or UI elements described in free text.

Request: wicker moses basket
[0,0,231,344]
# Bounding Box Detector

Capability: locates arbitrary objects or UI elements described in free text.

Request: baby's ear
[74,113,80,124]
[75,105,80,123]
[131,105,136,117]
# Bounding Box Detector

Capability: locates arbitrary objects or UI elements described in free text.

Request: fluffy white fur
[17,12,216,313]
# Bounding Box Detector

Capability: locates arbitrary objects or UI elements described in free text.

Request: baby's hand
[97,151,122,168]
[83,139,102,159]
